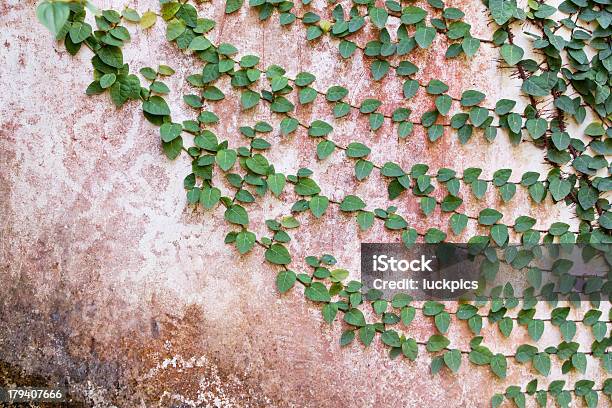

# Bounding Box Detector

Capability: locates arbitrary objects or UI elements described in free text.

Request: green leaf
[522,76,549,97]
[265,243,291,265]
[371,60,390,81]
[462,313,480,333]
[309,195,329,218]
[431,356,444,375]
[344,308,366,326]
[280,118,299,135]
[526,118,548,139]
[499,184,516,203]
[462,36,480,57]
[357,211,375,231]
[471,179,487,199]
[200,187,221,209]
[585,122,605,137]
[326,86,348,102]
[469,107,489,127]
[479,208,503,225]
[267,173,286,197]
[340,195,366,212]
[385,214,408,230]
[461,90,485,106]
[98,46,124,68]
[495,99,516,115]
[143,96,171,116]
[426,334,450,352]
[37,1,70,36]
[99,73,116,89]
[236,231,256,254]
[491,394,504,408]
[160,123,183,143]
[216,149,237,171]
[514,216,536,232]
[308,120,333,137]
[369,113,384,130]
[166,19,186,41]
[401,306,416,325]
[401,7,427,24]
[469,346,492,365]
[507,113,522,133]
[489,0,516,25]
[359,325,375,346]
[340,330,355,346]
[280,216,299,229]
[528,319,544,341]
[380,162,404,177]
[420,197,436,216]
[305,282,331,302]
[444,349,461,372]
[441,195,462,212]
[592,321,607,341]
[427,79,449,95]
[322,303,338,324]
[189,36,211,51]
[533,353,551,376]
[162,137,182,160]
[528,182,546,203]
[577,185,597,210]
[271,76,289,92]
[122,8,141,22]
[428,125,444,141]
[490,353,507,379]
[381,330,401,347]
[549,177,571,201]
[498,316,513,337]
[295,72,315,87]
[202,86,225,101]
[225,204,249,226]
[339,40,357,58]
[69,22,92,43]
[225,0,244,14]
[315,140,334,160]
[500,44,524,65]
[435,95,452,115]
[360,99,382,114]
[276,270,296,293]
[184,94,202,108]
[491,224,509,246]
[402,339,418,360]
[423,301,445,316]
[425,228,446,243]
[299,87,317,104]
[450,213,468,234]
[369,7,388,29]
[346,142,371,158]
[295,178,321,196]
[515,344,537,363]
[140,11,157,29]
[415,26,436,48]
[435,312,451,334]
[241,89,260,110]
[572,352,587,374]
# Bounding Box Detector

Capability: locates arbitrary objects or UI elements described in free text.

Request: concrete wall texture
[0,0,608,407]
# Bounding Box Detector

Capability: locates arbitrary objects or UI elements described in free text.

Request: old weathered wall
[0,0,606,407]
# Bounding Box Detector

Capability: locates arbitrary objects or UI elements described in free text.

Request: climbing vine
[36,0,610,406]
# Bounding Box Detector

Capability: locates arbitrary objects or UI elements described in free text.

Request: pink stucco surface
[0,1,607,407]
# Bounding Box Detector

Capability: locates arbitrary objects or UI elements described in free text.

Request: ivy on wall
[36,0,611,406]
